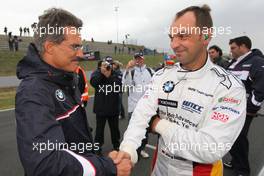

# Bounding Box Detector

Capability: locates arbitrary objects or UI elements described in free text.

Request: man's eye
[178,34,188,40]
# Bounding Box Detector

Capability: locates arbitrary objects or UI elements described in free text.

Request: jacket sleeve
[15,80,116,176]
[247,57,264,114]
[119,77,159,163]
[90,69,105,89]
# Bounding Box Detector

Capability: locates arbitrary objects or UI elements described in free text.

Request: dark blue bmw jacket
[15,43,116,176]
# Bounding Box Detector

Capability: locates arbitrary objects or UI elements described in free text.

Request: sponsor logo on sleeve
[181,100,204,114]
[218,97,241,105]
[211,111,230,123]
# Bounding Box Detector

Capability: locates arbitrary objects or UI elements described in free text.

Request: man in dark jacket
[224,36,264,176]
[90,56,122,154]
[15,8,131,176]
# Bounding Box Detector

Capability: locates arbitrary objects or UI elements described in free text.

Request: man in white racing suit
[110,4,247,176]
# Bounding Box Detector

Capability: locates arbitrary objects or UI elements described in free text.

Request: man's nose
[170,37,180,49]
[76,49,84,58]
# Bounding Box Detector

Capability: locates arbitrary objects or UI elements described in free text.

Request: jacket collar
[17,43,77,87]
[175,56,213,79]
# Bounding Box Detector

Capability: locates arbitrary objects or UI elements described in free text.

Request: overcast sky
[1,0,263,53]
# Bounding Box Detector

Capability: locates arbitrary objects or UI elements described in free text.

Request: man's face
[208,49,219,60]
[135,57,145,67]
[229,42,242,59]
[48,27,83,72]
[170,12,206,69]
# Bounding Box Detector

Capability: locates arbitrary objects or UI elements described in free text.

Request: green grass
[0,51,163,76]
[0,50,25,76]
[79,54,164,71]
[0,87,16,110]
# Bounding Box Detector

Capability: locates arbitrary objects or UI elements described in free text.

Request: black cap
[134,52,144,59]
[104,56,113,63]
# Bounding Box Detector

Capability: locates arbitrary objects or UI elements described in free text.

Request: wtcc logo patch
[211,112,229,123]
[181,100,203,114]
[218,97,241,105]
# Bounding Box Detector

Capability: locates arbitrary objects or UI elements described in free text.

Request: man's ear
[43,41,55,55]
[203,32,212,46]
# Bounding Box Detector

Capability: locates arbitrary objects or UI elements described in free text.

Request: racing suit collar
[176,56,212,79]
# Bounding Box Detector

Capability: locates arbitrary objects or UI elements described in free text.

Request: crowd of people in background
[3,26,32,52]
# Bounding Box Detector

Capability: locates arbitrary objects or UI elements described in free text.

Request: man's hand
[149,115,161,133]
[109,151,133,176]
[100,63,112,78]
[116,158,132,176]
[109,151,131,164]
[126,60,136,70]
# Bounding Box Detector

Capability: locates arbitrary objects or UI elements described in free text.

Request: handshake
[108,150,133,176]
[107,115,161,176]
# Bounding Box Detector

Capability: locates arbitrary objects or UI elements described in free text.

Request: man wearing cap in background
[90,56,122,155]
[122,52,154,158]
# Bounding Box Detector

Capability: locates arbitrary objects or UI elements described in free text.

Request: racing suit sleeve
[119,78,159,163]
[15,81,116,176]
[247,58,264,114]
[154,86,247,163]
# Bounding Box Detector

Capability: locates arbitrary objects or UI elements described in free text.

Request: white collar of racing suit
[174,56,213,80]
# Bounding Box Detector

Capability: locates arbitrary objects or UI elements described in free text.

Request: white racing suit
[120,58,247,176]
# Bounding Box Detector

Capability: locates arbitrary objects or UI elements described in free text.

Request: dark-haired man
[225,36,264,176]
[208,45,229,68]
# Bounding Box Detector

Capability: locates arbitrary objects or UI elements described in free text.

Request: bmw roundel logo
[55,89,65,101]
[163,81,175,93]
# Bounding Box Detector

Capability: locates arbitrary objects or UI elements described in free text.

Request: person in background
[122,52,154,159]
[90,56,122,155]
[76,66,89,107]
[224,36,264,176]
[208,45,229,68]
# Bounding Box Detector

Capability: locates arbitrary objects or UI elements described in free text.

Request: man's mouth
[71,57,84,62]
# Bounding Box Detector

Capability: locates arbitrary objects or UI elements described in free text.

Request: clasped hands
[108,150,132,176]
[108,114,161,176]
